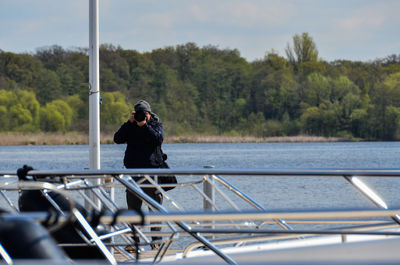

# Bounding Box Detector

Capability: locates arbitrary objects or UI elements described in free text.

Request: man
[114,100,164,251]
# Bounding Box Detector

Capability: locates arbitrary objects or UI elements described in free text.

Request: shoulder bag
[156,146,177,191]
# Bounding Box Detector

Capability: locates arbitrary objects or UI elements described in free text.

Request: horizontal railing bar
[121,224,400,238]
[189,228,400,236]
[2,168,400,178]
[132,220,389,226]
[4,209,400,223]
[101,209,400,223]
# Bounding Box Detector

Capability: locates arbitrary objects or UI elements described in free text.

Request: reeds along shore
[0,133,348,146]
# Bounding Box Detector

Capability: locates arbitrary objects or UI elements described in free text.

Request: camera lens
[134,111,146,122]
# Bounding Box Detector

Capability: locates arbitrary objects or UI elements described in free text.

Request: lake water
[1,141,400,169]
[1,142,400,213]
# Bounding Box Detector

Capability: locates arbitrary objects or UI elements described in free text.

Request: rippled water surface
[1,142,400,211]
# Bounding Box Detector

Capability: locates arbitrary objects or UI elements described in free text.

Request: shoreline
[0,132,352,146]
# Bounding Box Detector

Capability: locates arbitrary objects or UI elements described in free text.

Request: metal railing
[0,168,400,264]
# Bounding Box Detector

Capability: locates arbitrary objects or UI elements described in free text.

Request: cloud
[337,16,383,31]
[334,3,389,33]
[187,1,296,28]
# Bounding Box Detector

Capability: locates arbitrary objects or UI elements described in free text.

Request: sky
[0,0,399,62]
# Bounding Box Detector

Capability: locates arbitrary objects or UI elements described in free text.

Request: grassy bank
[166,135,348,143]
[0,132,350,146]
[0,132,91,146]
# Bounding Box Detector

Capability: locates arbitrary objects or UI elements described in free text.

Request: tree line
[0,33,400,140]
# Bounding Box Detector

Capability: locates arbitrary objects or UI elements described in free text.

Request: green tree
[0,76,18,91]
[33,68,62,103]
[35,46,88,97]
[164,80,199,135]
[301,104,337,136]
[16,90,40,129]
[120,49,156,102]
[35,45,67,71]
[303,73,330,106]
[365,72,400,139]
[0,90,14,131]
[66,94,86,120]
[57,64,75,95]
[1,52,43,87]
[50,99,73,128]
[350,108,368,138]
[240,112,268,137]
[330,75,359,102]
[380,72,400,107]
[100,91,131,128]
[260,52,298,120]
[39,103,66,132]
[0,106,8,131]
[99,44,129,92]
[0,90,18,109]
[8,103,33,131]
[0,89,39,131]
[285,32,319,66]
[382,106,400,140]
[327,75,361,132]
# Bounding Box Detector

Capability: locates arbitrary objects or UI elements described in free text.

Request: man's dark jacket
[113,117,164,168]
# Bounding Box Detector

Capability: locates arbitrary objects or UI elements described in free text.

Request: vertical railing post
[203,165,215,211]
[203,165,215,240]
[110,175,115,254]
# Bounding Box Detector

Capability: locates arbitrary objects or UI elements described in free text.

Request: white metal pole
[89,0,100,170]
[89,0,101,209]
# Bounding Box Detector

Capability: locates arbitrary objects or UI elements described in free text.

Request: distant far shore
[0,132,353,146]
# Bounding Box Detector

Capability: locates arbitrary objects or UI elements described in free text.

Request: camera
[134,110,146,122]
